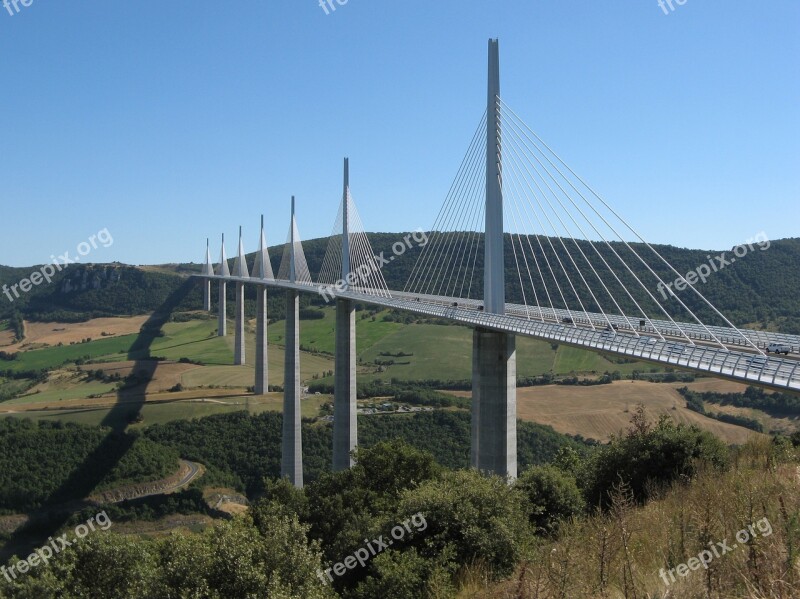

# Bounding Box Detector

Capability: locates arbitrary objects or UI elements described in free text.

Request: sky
[0,0,797,267]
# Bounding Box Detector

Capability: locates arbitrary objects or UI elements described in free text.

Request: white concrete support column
[203,280,211,312]
[202,238,213,311]
[234,282,246,365]
[217,234,230,337]
[471,327,517,479]
[282,289,303,487]
[333,158,358,471]
[484,38,504,316]
[333,297,357,471]
[218,281,227,337]
[254,286,268,395]
[472,39,517,480]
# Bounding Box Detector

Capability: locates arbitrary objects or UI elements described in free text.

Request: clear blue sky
[1,0,797,267]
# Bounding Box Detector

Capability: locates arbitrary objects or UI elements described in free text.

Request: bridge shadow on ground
[0,279,197,563]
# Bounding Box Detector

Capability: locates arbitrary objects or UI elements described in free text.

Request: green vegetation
[0,334,140,373]
[0,419,180,512]
[4,417,788,598]
[142,410,588,498]
[679,385,800,417]
[1,513,332,599]
[2,237,800,334]
[679,387,765,432]
[582,406,729,509]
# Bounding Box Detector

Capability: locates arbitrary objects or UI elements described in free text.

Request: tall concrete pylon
[472,38,517,480]
[233,226,249,366]
[202,238,213,311]
[282,197,303,487]
[253,215,272,395]
[333,158,357,471]
[217,234,230,337]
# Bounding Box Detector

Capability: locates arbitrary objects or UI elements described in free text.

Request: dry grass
[472,438,800,599]
[3,316,150,352]
[0,329,15,347]
[513,381,763,444]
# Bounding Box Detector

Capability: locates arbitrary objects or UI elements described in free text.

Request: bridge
[194,40,800,487]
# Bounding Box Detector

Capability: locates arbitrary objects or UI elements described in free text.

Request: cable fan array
[405,99,760,352]
[277,212,313,285]
[317,188,391,298]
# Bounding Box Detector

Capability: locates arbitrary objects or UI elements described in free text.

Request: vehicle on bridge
[767,343,792,355]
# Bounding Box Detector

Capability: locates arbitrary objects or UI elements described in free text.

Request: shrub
[515,465,585,535]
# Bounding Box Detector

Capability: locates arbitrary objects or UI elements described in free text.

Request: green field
[4,394,331,428]
[1,309,663,419]
[0,320,8,332]
[3,334,140,372]
[7,380,117,405]
[148,319,233,365]
[267,308,406,355]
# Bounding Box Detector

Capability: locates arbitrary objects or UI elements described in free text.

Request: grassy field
[511,380,761,444]
[267,308,406,356]
[3,334,141,372]
[0,311,677,432]
[148,320,234,365]
[6,380,118,405]
[3,394,331,428]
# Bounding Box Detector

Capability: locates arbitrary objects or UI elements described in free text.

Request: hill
[2,235,799,332]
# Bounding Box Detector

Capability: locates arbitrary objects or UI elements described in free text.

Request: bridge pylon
[202,238,213,311]
[333,158,358,472]
[254,215,272,396]
[234,226,249,366]
[472,38,517,480]
[282,197,303,487]
[217,234,230,337]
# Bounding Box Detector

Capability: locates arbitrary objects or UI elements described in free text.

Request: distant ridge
[1,235,799,334]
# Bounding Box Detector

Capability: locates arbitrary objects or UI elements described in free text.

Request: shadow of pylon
[0,278,199,564]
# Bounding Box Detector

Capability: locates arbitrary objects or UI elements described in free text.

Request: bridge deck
[197,275,800,393]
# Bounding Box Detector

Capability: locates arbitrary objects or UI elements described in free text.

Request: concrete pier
[254,286,268,395]
[333,298,357,471]
[217,234,230,337]
[203,280,211,312]
[282,289,303,487]
[471,327,517,479]
[217,282,227,337]
[234,282,246,365]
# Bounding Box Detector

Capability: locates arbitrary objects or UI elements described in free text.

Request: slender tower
[202,238,212,311]
[254,215,271,395]
[233,226,249,365]
[217,234,230,337]
[282,197,303,487]
[333,158,358,471]
[471,39,517,479]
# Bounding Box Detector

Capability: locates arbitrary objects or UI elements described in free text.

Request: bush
[583,406,729,509]
[515,465,585,535]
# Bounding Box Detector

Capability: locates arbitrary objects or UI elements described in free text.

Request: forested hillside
[2,236,799,332]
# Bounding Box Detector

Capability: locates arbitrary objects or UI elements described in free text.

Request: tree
[396,469,532,580]
[515,465,585,535]
[583,408,729,509]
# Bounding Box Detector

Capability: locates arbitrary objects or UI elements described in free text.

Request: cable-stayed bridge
[195,40,799,487]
